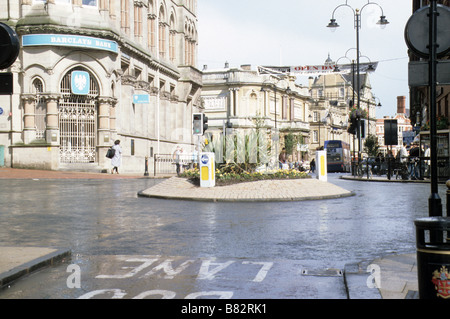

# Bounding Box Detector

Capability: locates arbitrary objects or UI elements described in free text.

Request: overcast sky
[197,0,414,118]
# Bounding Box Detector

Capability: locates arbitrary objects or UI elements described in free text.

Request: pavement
[0,167,420,299]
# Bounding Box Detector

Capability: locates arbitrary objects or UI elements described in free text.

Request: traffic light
[203,115,208,134]
[348,117,357,135]
[193,113,203,135]
[361,119,367,139]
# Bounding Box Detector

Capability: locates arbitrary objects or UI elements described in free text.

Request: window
[313,130,318,143]
[83,0,97,6]
[121,0,130,33]
[32,79,46,140]
[313,111,319,122]
[169,15,176,63]
[148,17,156,53]
[159,6,166,58]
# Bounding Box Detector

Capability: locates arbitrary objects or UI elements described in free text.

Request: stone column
[44,94,60,145]
[109,98,118,138]
[98,96,111,146]
[22,94,36,144]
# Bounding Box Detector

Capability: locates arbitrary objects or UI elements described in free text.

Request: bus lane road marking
[65,255,344,299]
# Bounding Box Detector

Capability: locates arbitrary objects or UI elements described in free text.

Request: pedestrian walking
[173,146,183,176]
[111,140,122,174]
[310,158,316,174]
[279,148,287,169]
[409,142,419,180]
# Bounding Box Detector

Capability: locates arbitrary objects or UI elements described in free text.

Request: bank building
[0,0,202,173]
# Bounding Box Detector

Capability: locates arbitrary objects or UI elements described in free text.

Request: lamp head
[377,16,389,29]
[327,19,339,31]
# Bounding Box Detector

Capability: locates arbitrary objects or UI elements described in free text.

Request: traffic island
[138,177,354,202]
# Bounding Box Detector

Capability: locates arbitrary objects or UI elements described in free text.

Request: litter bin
[415,217,450,299]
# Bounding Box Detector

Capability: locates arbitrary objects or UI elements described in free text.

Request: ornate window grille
[59,69,98,163]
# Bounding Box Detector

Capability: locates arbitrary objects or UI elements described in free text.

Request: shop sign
[71,71,90,95]
[22,34,119,54]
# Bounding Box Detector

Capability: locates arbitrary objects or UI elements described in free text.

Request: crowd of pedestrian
[371,142,431,180]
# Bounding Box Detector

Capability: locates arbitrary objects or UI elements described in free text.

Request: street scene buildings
[0,0,202,173]
[0,0,448,175]
[1,0,450,302]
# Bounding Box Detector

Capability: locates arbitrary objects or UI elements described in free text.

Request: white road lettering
[197,259,235,280]
[242,261,274,282]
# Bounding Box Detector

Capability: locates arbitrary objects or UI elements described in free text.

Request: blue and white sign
[201,154,209,165]
[0,107,3,115]
[22,34,119,54]
[71,71,90,95]
[133,94,150,104]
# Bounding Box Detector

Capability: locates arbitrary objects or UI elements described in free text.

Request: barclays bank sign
[22,34,119,54]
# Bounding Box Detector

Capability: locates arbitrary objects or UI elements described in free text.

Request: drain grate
[301,268,343,277]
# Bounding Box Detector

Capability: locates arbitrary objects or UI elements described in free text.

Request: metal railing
[351,156,450,182]
[153,153,197,176]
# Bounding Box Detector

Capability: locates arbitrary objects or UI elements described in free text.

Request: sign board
[403,131,416,145]
[409,60,450,86]
[22,34,119,54]
[0,72,13,95]
[133,94,150,104]
[200,152,215,188]
[384,119,398,146]
[316,150,327,182]
[71,71,90,95]
[258,62,378,76]
[405,4,450,59]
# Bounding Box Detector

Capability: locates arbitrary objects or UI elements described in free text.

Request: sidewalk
[0,167,172,179]
[0,247,70,289]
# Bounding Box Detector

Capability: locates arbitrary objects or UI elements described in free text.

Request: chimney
[397,96,406,114]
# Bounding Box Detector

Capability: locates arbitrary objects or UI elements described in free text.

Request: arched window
[169,14,176,63]
[159,5,166,58]
[120,0,130,34]
[148,0,156,53]
[59,67,99,163]
[32,78,46,140]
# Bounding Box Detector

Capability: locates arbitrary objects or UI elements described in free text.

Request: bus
[324,140,351,173]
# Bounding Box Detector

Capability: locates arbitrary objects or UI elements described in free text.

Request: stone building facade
[0,0,202,173]
[201,64,312,166]
[309,56,379,157]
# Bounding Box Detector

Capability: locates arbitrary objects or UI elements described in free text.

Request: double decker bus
[324,140,351,173]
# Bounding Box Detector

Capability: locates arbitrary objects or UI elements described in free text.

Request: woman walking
[111,140,122,174]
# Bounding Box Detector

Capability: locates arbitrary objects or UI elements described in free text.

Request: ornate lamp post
[327,1,389,161]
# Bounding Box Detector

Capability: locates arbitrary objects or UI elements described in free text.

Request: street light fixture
[327,0,389,162]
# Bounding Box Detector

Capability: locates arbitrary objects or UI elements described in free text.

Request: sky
[197,0,414,118]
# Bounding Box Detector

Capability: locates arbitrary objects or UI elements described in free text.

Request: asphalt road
[0,174,445,299]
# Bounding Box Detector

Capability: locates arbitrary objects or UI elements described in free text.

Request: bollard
[144,156,149,177]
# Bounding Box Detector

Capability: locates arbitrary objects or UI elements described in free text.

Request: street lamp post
[261,78,293,169]
[327,0,389,162]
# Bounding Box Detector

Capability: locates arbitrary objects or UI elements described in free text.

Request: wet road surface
[0,174,445,298]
